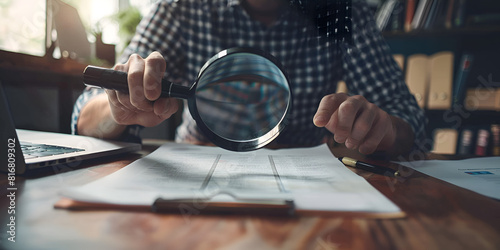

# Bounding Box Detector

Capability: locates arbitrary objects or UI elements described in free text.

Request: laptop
[1,82,141,175]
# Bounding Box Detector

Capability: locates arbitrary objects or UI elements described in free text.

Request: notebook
[0,82,141,175]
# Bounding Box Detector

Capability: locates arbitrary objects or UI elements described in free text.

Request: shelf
[425,109,500,128]
[382,25,500,38]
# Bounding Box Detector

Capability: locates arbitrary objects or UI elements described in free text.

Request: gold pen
[339,157,400,177]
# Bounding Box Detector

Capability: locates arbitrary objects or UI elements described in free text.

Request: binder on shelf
[427,51,454,110]
[432,128,458,155]
[393,54,405,70]
[496,89,500,110]
[464,88,500,111]
[405,54,429,108]
[336,80,348,94]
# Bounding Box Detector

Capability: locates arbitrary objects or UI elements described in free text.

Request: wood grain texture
[1,141,499,250]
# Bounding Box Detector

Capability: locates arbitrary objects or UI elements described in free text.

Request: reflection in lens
[195,53,290,142]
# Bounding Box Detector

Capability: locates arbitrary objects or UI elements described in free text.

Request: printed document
[61,143,401,214]
[398,157,500,200]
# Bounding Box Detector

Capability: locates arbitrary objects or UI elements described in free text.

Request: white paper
[61,143,401,213]
[398,157,500,200]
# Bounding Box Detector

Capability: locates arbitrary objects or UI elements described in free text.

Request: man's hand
[106,51,179,127]
[313,93,409,155]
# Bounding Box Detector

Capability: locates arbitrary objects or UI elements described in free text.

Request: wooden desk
[1,141,499,250]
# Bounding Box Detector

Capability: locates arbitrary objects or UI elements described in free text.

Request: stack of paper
[59,143,403,217]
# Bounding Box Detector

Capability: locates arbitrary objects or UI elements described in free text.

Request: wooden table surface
[1,140,499,250]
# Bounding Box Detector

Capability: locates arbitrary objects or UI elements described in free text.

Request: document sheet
[398,157,500,200]
[61,143,401,214]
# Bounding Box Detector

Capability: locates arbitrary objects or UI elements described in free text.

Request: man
[72,0,426,157]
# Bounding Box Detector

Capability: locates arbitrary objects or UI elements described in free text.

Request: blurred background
[0,0,174,140]
[0,0,154,62]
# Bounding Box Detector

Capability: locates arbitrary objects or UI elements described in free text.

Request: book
[452,53,473,108]
[422,0,440,29]
[457,128,474,155]
[445,0,456,29]
[475,129,490,156]
[411,0,431,30]
[376,0,398,31]
[453,0,467,27]
[404,0,417,32]
[427,0,449,30]
[491,124,500,156]
[417,0,435,29]
[387,0,406,31]
[467,13,500,26]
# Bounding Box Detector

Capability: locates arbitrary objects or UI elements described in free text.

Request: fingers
[103,52,177,127]
[314,93,395,154]
[332,95,368,144]
[313,93,347,127]
[106,88,177,127]
[344,101,376,148]
[154,97,179,118]
[127,54,153,112]
[144,52,166,100]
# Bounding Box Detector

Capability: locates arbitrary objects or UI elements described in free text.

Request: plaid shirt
[72,0,426,149]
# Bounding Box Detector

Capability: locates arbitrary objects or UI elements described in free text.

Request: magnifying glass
[83,47,292,152]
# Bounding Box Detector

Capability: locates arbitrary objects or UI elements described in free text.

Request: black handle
[83,66,191,99]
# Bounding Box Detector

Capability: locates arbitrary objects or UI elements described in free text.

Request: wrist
[78,94,127,139]
[377,116,397,152]
[377,115,414,156]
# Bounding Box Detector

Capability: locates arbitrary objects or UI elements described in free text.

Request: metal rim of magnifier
[188,47,292,152]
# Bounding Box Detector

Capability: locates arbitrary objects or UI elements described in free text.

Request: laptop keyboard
[21,142,85,159]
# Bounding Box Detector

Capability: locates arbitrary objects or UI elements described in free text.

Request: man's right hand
[105,51,180,127]
[77,51,179,140]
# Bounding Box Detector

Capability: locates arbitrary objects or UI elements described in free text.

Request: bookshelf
[378,0,500,156]
[383,25,500,38]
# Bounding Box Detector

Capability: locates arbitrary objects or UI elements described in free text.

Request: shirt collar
[224,0,294,28]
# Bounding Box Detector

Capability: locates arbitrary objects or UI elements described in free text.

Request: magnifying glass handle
[83,66,190,99]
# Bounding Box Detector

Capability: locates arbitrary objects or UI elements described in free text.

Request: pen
[338,157,400,177]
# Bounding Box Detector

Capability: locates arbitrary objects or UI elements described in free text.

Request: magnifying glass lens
[194,52,290,143]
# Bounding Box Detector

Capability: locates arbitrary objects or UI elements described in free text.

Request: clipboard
[152,198,295,216]
[55,197,295,216]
